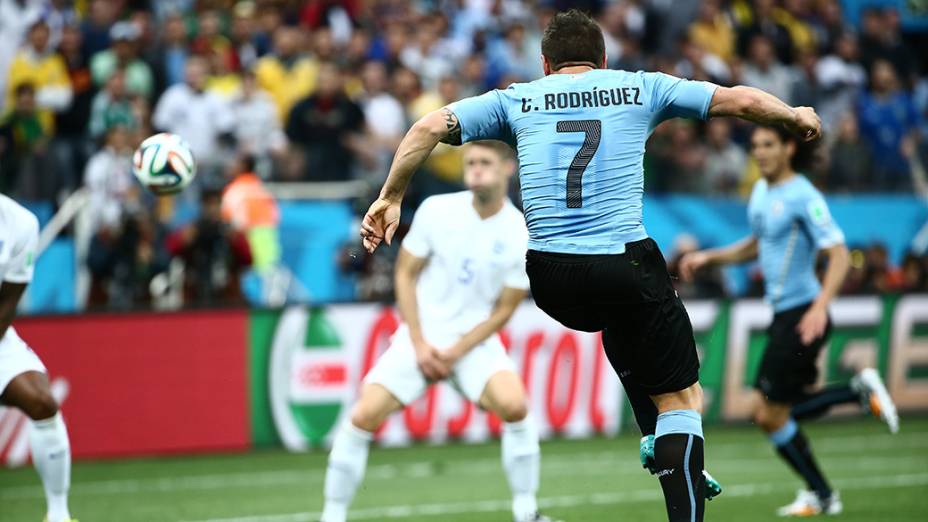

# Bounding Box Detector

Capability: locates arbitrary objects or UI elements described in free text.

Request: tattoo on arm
[439,108,462,145]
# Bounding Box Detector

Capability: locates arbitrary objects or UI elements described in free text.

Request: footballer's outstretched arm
[441,286,528,365]
[679,236,759,282]
[360,108,458,253]
[708,86,821,141]
[0,282,27,340]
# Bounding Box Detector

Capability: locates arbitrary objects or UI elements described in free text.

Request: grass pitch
[1,417,926,521]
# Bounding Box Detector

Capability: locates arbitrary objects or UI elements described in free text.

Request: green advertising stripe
[251,296,927,445]
[249,309,283,447]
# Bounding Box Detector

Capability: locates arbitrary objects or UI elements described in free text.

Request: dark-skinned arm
[0,282,27,340]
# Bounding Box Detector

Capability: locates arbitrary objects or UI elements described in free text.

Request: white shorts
[364,324,516,405]
[0,327,47,395]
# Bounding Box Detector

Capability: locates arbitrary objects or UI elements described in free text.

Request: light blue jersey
[747,175,845,312]
[449,69,718,254]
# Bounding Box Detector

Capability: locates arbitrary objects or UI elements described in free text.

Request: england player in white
[0,194,75,522]
[321,141,555,522]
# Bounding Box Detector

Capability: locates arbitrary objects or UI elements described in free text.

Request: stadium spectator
[647,119,707,193]
[773,0,816,56]
[5,19,72,135]
[166,189,252,306]
[399,13,458,89]
[90,21,154,99]
[0,83,56,198]
[221,154,280,272]
[83,124,136,235]
[647,0,702,55]
[856,59,921,191]
[342,27,373,73]
[828,114,872,192]
[815,0,850,54]
[149,12,190,93]
[53,22,94,193]
[0,1,47,106]
[88,69,137,141]
[486,21,542,85]
[815,32,866,132]
[205,46,243,99]
[229,1,261,72]
[152,56,235,183]
[735,0,794,64]
[189,10,231,61]
[897,253,927,292]
[858,7,915,82]
[358,60,405,181]
[86,210,170,309]
[255,25,317,121]
[740,34,795,105]
[229,70,287,177]
[789,48,822,111]
[285,62,366,182]
[676,35,731,85]
[310,26,339,64]
[688,0,735,62]
[703,118,748,194]
[80,0,119,57]
[458,54,489,98]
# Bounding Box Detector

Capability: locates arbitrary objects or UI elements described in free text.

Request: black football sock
[791,385,860,421]
[654,410,705,522]
[770,419,832,500]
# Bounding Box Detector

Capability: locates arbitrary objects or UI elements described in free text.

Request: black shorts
[526,239,699,396]
[755,302,833,404]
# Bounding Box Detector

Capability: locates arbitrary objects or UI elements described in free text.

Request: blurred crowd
[0,0,926,308]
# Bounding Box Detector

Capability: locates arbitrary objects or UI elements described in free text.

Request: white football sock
[322,422,373,522]
[29,413,71,522]
[502,416,540,521]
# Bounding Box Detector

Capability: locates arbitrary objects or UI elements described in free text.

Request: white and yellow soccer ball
[132,133,197,196]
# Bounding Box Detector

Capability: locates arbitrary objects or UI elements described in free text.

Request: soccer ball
[132,133,196,196]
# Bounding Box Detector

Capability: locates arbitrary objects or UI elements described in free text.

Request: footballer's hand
[436,345,466,367]
[797,304,828,345]
[788,106,822,142]
[415,344,450,381]
[678,251,710,282]
[360,197,401,254]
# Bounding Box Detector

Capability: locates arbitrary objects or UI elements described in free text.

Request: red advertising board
[9,310,249,460]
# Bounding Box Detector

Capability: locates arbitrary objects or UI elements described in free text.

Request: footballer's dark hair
[752,124,818,171]
[541,9,605,71]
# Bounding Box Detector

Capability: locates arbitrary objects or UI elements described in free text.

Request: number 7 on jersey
[557,120,602,208]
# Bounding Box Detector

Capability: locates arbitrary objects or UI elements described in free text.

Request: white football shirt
[401,191,529,343]
[0,194,40,285]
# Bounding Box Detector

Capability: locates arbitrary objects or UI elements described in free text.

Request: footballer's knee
[350,402,385,432]
[495,397,528,423]
[752,399,789,433]
[22,391,59,421]
[350,384,402,432]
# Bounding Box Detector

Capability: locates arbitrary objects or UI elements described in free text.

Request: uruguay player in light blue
[361,10,822,522]
[681,125,899,516]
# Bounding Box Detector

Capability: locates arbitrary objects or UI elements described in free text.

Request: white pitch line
[2,431,926,500]
[3,452,925,501]
[180,472,928,522]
